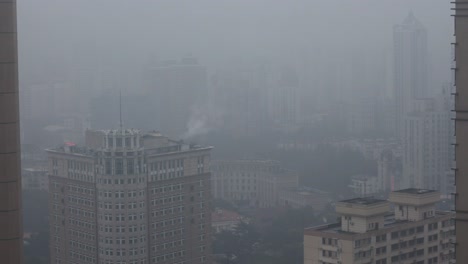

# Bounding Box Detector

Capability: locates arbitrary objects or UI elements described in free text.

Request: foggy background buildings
[15,1,460,263]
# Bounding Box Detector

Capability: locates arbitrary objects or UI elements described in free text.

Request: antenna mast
[119,89,123,131]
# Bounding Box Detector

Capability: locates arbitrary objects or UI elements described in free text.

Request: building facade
[304,189,455,264]
[211,160,298,208]
[47,129,212,264]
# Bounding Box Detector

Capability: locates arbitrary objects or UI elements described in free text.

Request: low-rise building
[304,189,455,264]
[349,175,379,197]
[279,187,331,211]
[211,209,246,233]
[211,160,298,207]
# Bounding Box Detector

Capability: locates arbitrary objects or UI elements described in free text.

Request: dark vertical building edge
[454,1,468,263]
[0,0,22,263]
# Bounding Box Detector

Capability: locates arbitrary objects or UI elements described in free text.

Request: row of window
[68,173,95,183]
[68,229,95,241]
[100,259,147,264]
[67,184,95,196]
[151,228,185,240]
[69,218,96,230]
[151,217,185,229]
[150,195,184,206]
[151,239,185,251]
[152,250,186,263]
[99,235,146,245]
[103,212,144,221]
[69,251,96,263]
[68,195,95,207]
[391,237,425,251]
[70,207,95,218]
[390,225,425,239]
[99,190,145,198]
[149,159,184,173]
[100,225,146,233]
[69,240,96,253]
[100,247,146,256]
[390,249,424,263]
[98,177,145,185]
[150,184,183,194]
[151,205,185,217]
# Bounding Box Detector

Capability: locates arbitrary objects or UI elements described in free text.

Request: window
[416,225,424,233]
[105,159,111,174]
[115,159,123,175]
[127,159,134,175]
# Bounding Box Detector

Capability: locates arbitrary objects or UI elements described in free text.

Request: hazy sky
[17,0,452,87]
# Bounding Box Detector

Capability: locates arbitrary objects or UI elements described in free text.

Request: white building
[402,97,453,192]
[349,175,379,197]
[211,160,298,208]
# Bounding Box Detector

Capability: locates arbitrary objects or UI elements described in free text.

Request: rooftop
[339,197,386,206]
[394,188,437,195]
[305,211,452,236]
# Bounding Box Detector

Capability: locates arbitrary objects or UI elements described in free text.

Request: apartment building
[304,189,455,264]
[47,129,212,264]
[211,160,298,208]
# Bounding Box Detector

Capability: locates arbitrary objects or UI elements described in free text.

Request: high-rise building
[453,1,468,262]
[0,0,23,263]
[304,189,455,264]
[394,12,428,137]
[402,97,453,192]
[47,129,212,264]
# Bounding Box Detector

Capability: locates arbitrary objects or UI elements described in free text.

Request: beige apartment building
[211,160,298,207]
[304,189,455,264]
[47,129,212,264]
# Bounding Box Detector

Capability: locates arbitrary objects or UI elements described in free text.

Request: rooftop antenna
[119,89,123,131]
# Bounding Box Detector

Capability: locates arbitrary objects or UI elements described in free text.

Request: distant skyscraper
[47,129,212,264]
[394,12,428,137]
[211,64,270,137]
[145,57,207,137]
[0,0,23,263]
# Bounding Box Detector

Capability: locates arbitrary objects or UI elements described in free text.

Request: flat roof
[394,188,437,195]
[305,211,452,236]
[339,197,386,206]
